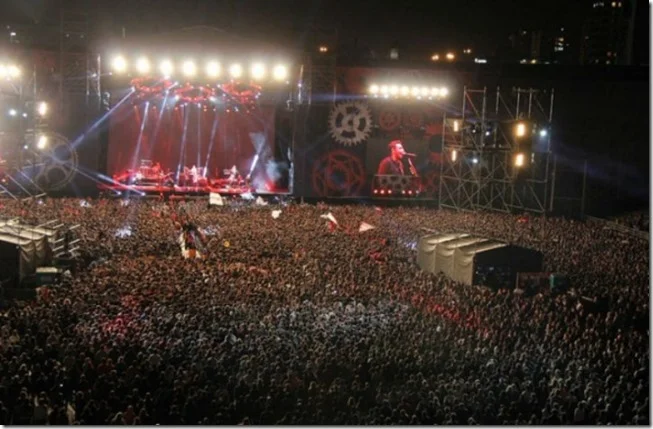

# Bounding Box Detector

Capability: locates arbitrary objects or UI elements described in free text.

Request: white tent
[417,233,469,272]
[417,232,543,288]
[433,236,487,277]
[0,225,52,268]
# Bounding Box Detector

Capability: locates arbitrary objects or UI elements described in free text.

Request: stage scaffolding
[439,87,555,214]
[59,7,101,126]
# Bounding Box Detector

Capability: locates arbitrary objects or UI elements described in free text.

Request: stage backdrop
[107,101,276,189]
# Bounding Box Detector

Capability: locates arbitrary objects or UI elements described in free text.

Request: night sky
[0,0,648,62]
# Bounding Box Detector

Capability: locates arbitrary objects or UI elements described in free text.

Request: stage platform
[98,183,289,197]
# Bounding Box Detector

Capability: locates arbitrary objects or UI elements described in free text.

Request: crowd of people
[0,197,648,425]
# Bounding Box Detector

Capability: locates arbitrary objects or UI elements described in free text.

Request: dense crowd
[0,197,648,425]
[612,211,649,232]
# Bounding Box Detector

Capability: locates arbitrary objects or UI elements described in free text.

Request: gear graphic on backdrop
[312,149,366,197]
[328,101,372,146]
[35,132,79,191]
[378,108,401,132]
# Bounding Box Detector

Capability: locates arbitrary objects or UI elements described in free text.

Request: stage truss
[439,87,554,214]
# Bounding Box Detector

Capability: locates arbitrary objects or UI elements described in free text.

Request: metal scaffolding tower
[59,8,101,126]
[439,86,555,214]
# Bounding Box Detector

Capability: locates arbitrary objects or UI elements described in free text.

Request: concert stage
[97,182,288,197]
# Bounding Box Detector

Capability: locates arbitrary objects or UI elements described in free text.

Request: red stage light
[388,190,392,195]
[380,190,385,195]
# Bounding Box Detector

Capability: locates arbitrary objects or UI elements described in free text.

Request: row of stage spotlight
[110,56,290,82]
[369,84,449,99]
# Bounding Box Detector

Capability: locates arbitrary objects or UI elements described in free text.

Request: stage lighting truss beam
[438,86,554,215]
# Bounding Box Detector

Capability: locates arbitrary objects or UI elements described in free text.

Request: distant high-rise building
[580,0,632,65]
[551,27,572,64]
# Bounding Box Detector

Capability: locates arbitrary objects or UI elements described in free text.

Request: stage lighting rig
[182,60,197,77]
[159,59,174,77]
[368,82,448,100]
[228,63,243,79]
[0,62,21,80]
[37,135,48,150]
[112,56,127,73]
[135,57,150,74]
[206,61,221,78]
[272,65,288,81]
[37,102,48,117]
[251,63,266,81]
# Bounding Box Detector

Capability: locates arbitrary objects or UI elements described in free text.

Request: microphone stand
[407,157,418,177]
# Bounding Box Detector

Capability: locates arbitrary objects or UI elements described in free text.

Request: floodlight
[411,87,420,97]
[206,61,221,78]
[8,109,16,117]
[430,87,440,97]
[440,87,449,97]
[0,65,6,78]
[453,120,460,132]
[37,135,48,150]
[272,64,288,81]
[420,87,429,97]
[431,54,440,61]
[515,122,526,137]
[369,84,379,95]
[514,153,525,167]
[135,57,150,74]
[379,85,389,95]
[539,128,548,137]
[37,102,48,117]
[390,85,399,96]
[472,157,479,164]
[8,65,20,78]
[446,52,455,61]
[251,63,266,80]
[400,86,410,96]
[229,63,243,79]
[451,150,458,162]
[182,60,196,77]
[159,59,174,77]
[112,56,128,73]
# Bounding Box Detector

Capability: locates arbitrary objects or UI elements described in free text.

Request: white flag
[256,196,268,206]
[271,210,281,219]
[320,212,338,225]
[209,192,224,206]
[359,222,375,232]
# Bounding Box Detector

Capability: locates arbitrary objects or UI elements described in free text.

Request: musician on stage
[377,139,418,176]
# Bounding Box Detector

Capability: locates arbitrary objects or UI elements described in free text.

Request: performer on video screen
[377,139,418,176]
